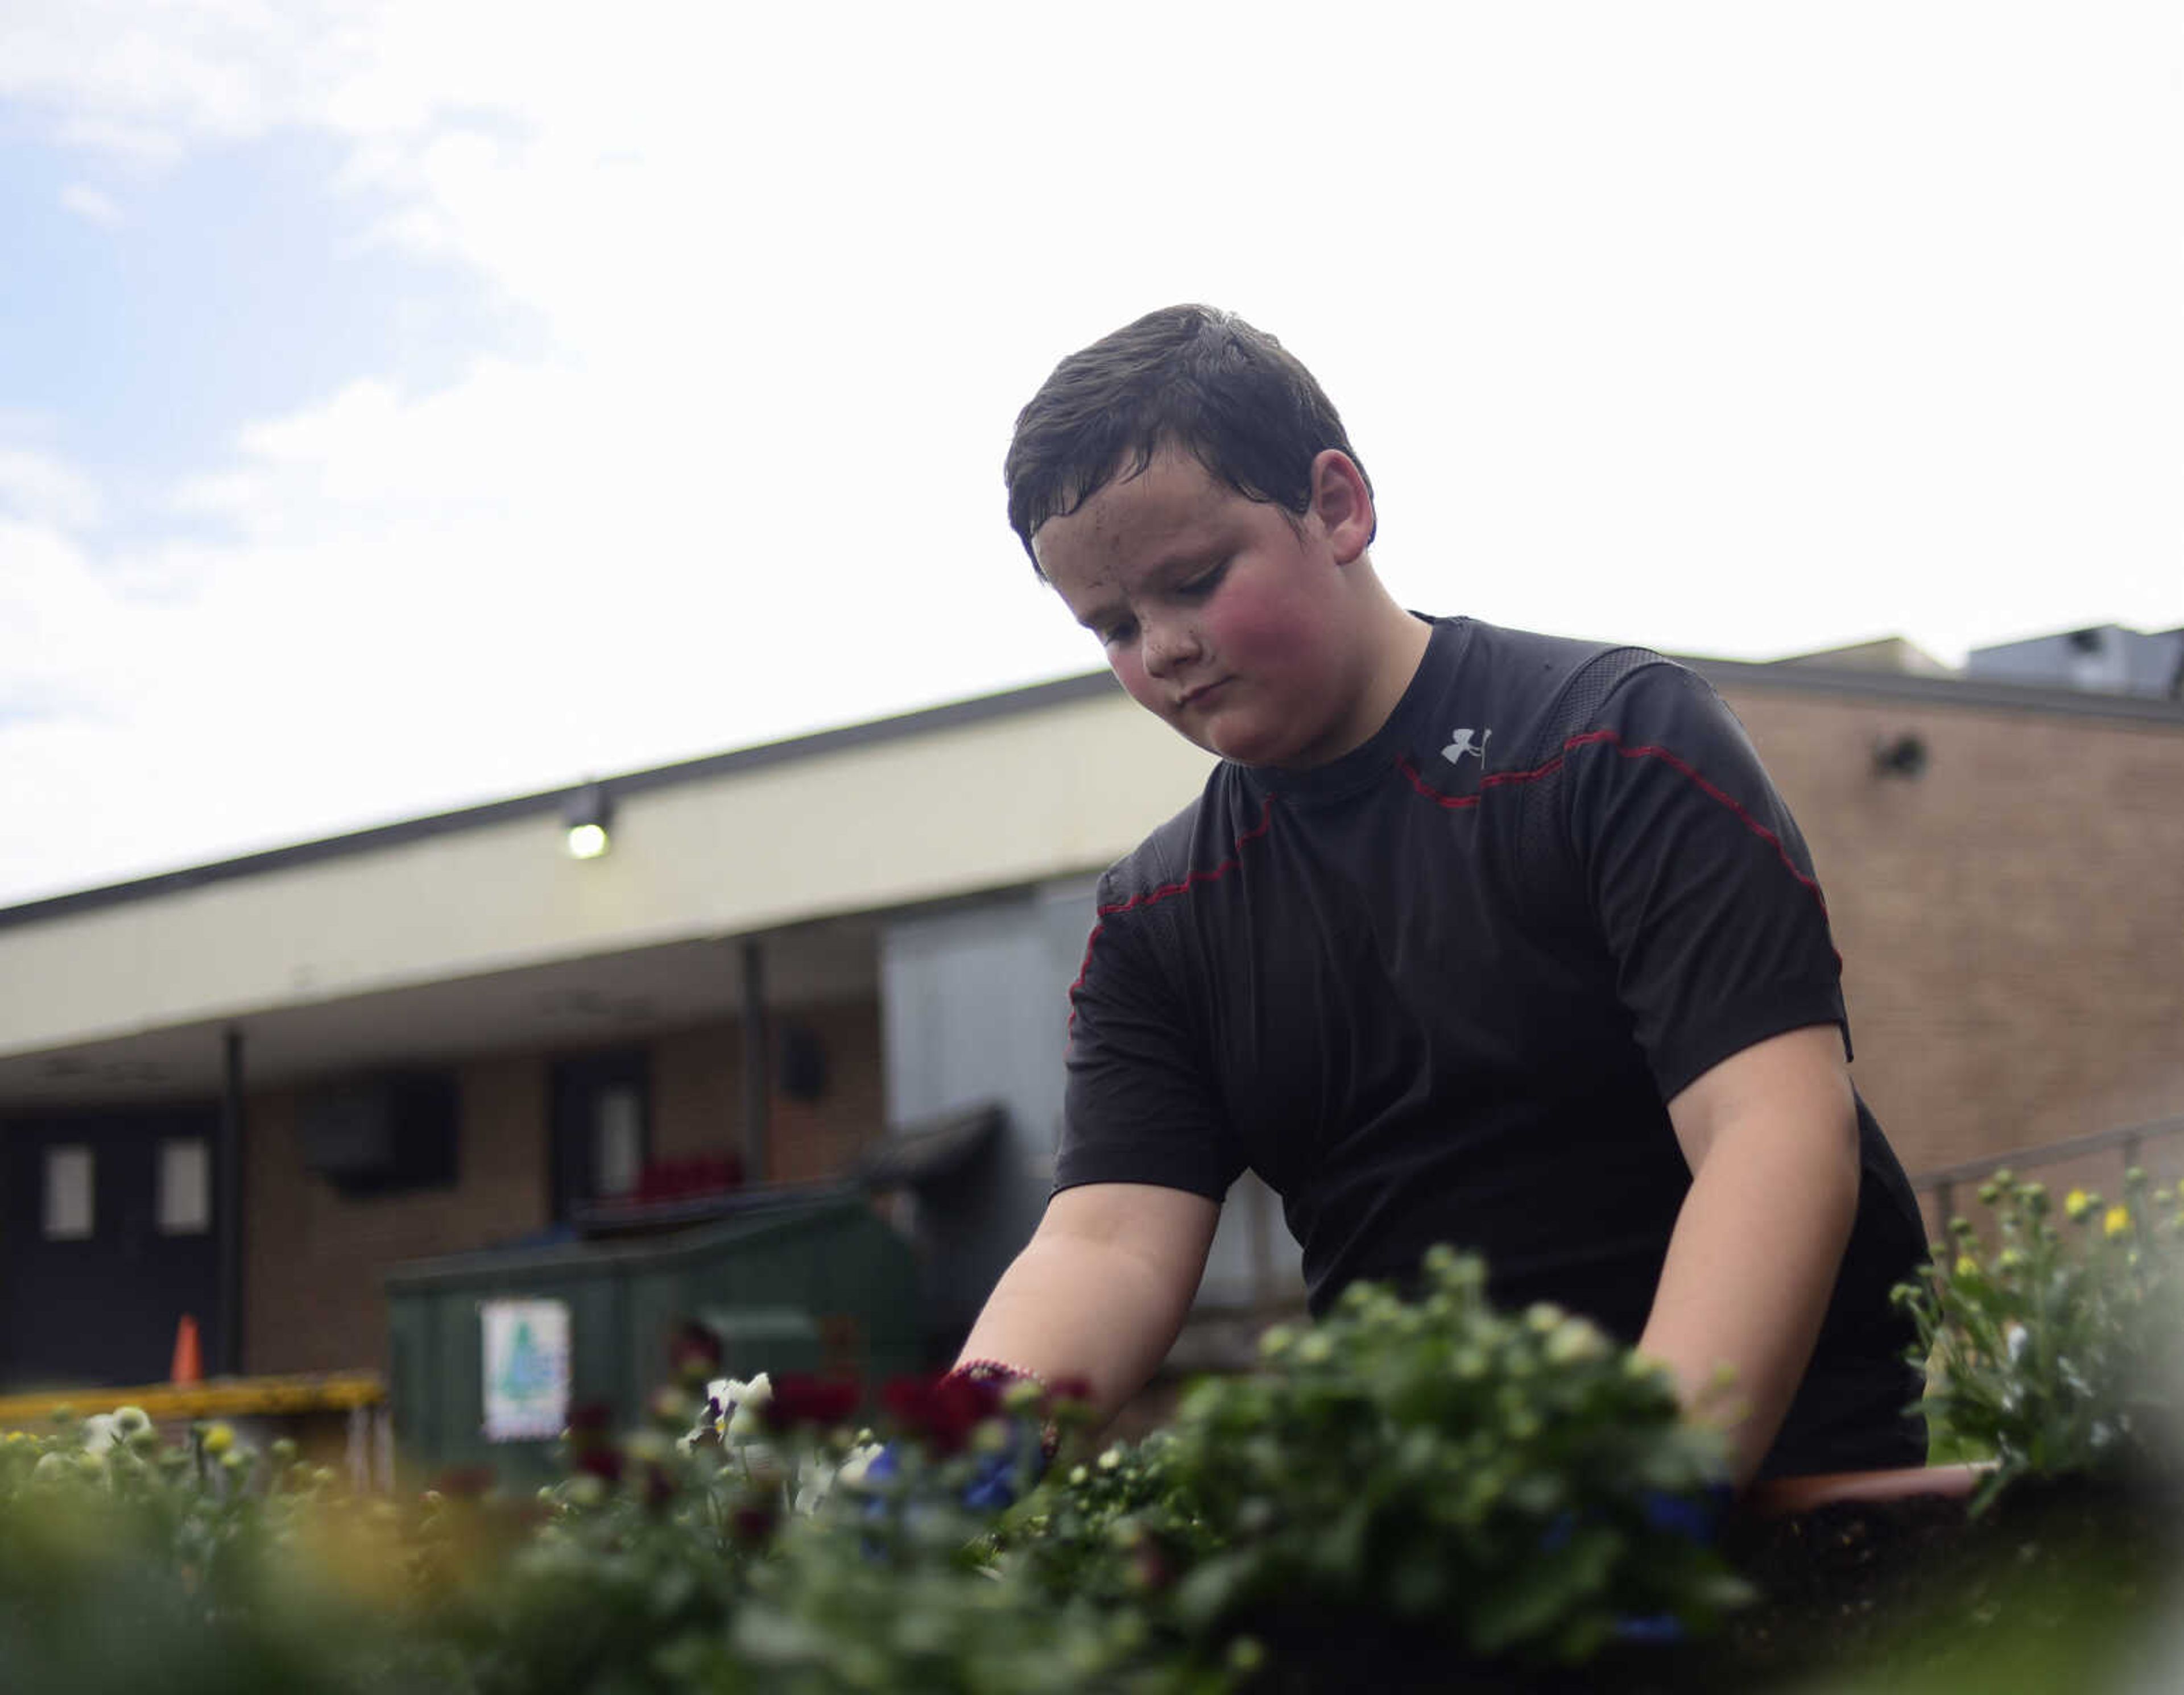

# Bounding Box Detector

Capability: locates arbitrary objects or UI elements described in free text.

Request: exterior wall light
[1872,733,1928,780]
[562,784,613,859]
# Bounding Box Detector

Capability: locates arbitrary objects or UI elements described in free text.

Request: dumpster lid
[850,1103,1004,1191]
[571,1179,845,1238]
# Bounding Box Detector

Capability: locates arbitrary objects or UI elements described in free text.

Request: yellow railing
[0,1372,384,1429]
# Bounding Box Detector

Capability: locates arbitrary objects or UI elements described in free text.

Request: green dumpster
[384,1192,923,1486]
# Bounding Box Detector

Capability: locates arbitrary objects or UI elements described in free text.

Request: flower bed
[2,1171,2178,1693]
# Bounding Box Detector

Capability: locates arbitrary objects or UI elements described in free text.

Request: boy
[958,305,1926,1485]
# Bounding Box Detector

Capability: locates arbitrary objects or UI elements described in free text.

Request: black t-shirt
[1057,616,1927,1477]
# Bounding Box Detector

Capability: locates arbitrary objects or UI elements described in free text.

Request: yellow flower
[2104,1205,2132,1239]
[2065,1188,2095,1222]
[201,1422,234,1456]
[1954,1254,1980,1279]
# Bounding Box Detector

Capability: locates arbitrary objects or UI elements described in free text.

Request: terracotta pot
[1742,1460,1991,1520]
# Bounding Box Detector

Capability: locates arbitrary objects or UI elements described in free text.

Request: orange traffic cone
[170,1313,203,1385]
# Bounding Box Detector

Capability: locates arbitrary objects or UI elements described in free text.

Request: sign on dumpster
[480,1298,571,1441]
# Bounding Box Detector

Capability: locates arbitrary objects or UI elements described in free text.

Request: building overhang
[0,673,1211,1109]
[8,647,2178,1112]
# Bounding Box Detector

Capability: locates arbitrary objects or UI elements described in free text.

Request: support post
[741,940,770,1185]
[216,1026,246,1375]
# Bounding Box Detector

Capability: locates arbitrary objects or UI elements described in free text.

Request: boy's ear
[1309,450,1375,565]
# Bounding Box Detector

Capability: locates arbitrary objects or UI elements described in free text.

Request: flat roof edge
[0,669,1122,933]
[1693,656,2184,723]
[6,653,2177,932]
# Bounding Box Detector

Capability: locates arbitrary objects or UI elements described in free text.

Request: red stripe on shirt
[1066,792,1279,1037]
[1396,728,1831,919]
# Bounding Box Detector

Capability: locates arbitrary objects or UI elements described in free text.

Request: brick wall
[242,998,886,1374]
[243,1052,548,1375]
[1718,685,2184,1192]
[232,689,2182,1374]
[647,998,886,1181]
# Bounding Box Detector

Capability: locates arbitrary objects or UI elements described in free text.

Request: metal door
[0,1106,222,1389]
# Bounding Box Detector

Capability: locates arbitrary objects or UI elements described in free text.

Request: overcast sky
[2,2,2178,908]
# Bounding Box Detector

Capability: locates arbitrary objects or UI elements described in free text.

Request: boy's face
[1032,448,1379,768]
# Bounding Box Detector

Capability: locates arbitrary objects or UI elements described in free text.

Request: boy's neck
[1351,595,1436,746]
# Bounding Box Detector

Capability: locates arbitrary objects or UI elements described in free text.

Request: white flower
[786,1440,886,1516]
[565,1473,607,1509]
[834,1441,886,1489]
[81,1414,118,1456]
[724,1373,775,1441]
[688,1372,777,1449]
[2004,1322,2029,1364]
[1542,1316,1608,1365]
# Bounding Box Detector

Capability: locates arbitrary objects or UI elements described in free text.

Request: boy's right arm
[954,1182,1221,1429]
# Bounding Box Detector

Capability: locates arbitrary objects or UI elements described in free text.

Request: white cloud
[0,446,102,531]
[0,517,171,744]
[0,1,2179,904]
[57,181,122,225]
[0,0,367,152]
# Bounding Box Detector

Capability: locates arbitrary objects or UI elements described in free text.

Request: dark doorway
[1,1105,223,1389]
[548,1049,650,1223]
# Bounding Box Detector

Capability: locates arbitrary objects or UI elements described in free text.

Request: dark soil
[1237,1479,2182,1693]
[1722,1476,2181,1686]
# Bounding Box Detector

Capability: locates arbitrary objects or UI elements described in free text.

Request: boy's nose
[1141,618,1202,677]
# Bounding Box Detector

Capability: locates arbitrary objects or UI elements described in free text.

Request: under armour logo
[1441,727,1491,768]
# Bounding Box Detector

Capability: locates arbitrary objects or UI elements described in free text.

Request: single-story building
[3,629,2179,1420]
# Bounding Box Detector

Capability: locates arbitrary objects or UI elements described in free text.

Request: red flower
[1130,1538,1177,1593]
[730,1503,780,1547]
[881,1371,1003,1457]
[574,1445,624,1485]
[760,1373,862,1434]
[432,1464,496,1499]
[669,1322,723,1382]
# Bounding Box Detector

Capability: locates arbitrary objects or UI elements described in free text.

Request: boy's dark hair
[1003,304,1373,577]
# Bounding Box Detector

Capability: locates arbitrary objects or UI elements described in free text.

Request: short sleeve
[1561,661,1850,1103]
[1053,870,1247,1201]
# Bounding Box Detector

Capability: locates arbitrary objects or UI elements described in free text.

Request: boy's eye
[1177,561,1227,599]
[1099,618,1138,648]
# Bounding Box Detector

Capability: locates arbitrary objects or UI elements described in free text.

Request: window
[549,1048,651,1220]
[158,1138,211,1234]
[43,1146,94,1240]
[594,1084,643,1199]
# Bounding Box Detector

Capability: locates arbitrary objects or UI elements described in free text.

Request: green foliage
[1893,1166,2184,1511]
[0,1415,449,1693]
[1078,1247,1750,1667]
[0,1250,1797,1689]
[1002,1431,1224,1613]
